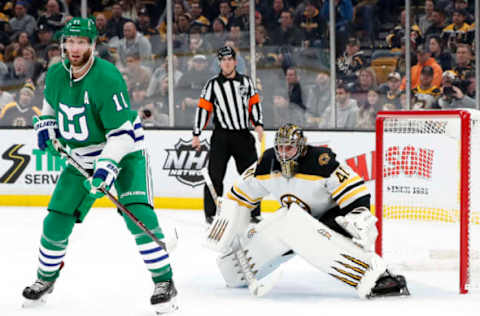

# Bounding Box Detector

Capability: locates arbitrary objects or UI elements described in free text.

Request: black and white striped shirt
[193,72,263,135]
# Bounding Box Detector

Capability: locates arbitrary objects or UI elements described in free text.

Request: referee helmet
[217,45,236,60]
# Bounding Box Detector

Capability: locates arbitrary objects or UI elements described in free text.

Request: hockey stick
[56,144,167,250]
[201,168,218,203]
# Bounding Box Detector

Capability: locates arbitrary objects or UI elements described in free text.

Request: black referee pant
[204,129,260,220]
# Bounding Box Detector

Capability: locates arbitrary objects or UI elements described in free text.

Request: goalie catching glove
[83,158,120,198]
[335,207,378,250]
[33,115,63,157]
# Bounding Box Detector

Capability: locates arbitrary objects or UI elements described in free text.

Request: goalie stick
[201,168,281,296]
[55,143,167,251]
[201,168,218,205]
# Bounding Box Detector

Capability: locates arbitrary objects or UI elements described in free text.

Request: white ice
[2,207,480,316]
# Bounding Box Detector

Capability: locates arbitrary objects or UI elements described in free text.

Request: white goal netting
[376,110,480,293]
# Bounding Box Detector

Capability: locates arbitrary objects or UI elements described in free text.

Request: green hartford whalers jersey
[43,57,145,168]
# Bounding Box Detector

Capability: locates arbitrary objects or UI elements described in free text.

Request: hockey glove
[335,207,378,250]
[83,158,120,199]
[33,115,63,157]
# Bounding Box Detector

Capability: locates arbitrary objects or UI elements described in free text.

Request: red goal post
[375,109,480,294]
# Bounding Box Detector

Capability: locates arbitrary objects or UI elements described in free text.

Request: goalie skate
[151,280,178,314]
[22,279,55,308]
[367,271,410,299]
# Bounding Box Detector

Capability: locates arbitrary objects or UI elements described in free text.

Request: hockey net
[375,110,480,293]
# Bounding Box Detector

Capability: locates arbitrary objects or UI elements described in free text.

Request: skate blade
[153,297,179,315]
[22,294,50,308]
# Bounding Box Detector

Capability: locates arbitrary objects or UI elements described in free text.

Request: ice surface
[1,207,480,316]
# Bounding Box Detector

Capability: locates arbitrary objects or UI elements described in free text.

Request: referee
[192,46,264,224]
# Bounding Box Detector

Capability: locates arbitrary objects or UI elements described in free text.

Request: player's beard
[68,48,92,68]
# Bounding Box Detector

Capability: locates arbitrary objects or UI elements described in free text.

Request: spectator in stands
[386,9,423,50]
[228,21,248,50]
[21,46,43,83]
[0,82,40,126]
[136,7,163,56]
[124,52,152,92]
[401,44,443,90]
[418,0,435,34]
[378,71,402,110]
[271,86,305,128]
[0,56,29,91]
[411,65,441,109]
[438,70,476,109]
[321,0,353,55]
[17,31,31,51]
[37,0,65,33]
[349,67,377,106]
[175,13,191,36]
[95,13,109,45]
[321,81,359,129]
[254,10,262,28]
[209,18,228,50]
[271,10,305,48]
[33,23,54,60]
[147,55,183,98]
[190,2,211,33]
[185,26,212,60]
[230,0,250,30]
[428,34,453,71]
[298,1,326,48]
[141,76,170,126]
[106,3,131,39]
[130,81,149,111]
[453,43,474,80]
[175,54,212,127]
[356,88,380,129]
[118,21,152,66]
[218,1,233,27]
[264,0,286,35]
[445,0,473,24]
[424,6,449,41]
[336,37,367,84]
[395,37,418,76]
[305,70,331,128]
[120,0,141,21]
[351,0,377,46]
[441,9,470,53]
[9,2,36,41]
[464,70,476,98]
[286,67,306,114]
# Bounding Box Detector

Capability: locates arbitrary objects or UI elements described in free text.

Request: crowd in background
[0,0,477,129]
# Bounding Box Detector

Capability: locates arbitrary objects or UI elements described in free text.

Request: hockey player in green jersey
[22,17,178,314]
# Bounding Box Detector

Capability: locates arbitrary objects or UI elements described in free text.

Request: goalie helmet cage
[375,109,480,294]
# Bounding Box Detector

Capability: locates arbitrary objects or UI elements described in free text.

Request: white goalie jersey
[227,146,371,219]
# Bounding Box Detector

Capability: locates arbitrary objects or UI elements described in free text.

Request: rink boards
[0,129,376,211]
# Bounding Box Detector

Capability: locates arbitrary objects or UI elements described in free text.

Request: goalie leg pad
[275,204,387,298]
[217,209,293,288]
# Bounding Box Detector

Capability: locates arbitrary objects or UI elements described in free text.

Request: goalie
[205,123,409,298]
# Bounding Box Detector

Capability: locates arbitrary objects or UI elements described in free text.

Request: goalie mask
[274,123,306,178]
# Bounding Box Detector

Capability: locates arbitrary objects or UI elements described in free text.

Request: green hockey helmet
[61,17,97,42]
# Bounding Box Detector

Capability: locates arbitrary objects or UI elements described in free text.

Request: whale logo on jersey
[280,194,311,213]
[163,138,210,187]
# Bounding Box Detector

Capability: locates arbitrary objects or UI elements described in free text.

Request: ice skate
[367,271,410,299]
[151,280,178,314]
[22,279,55,307]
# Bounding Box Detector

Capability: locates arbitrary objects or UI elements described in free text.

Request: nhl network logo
[163,138,210,187]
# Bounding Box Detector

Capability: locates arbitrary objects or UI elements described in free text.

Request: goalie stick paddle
[56,144,167,250]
